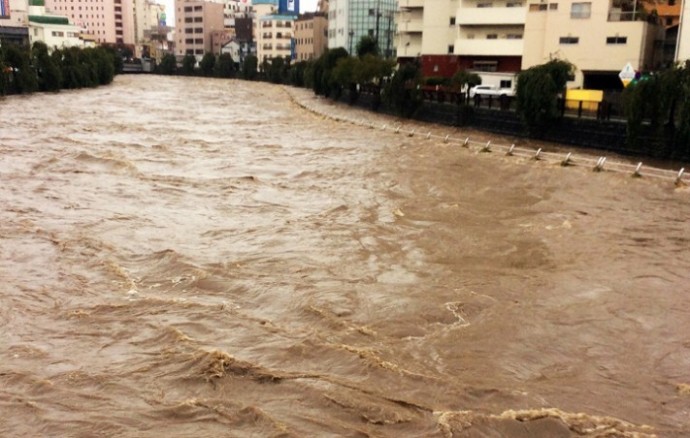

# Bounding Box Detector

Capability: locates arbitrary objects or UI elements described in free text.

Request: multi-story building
[28,0,85,49]
[397,0,525,87]
[293,11,327,61]
[222,0,251,32]
[677,0,690,60]
[522,0,663,89]
[328,0,397,57]
[174,0,224,59]
[133,0,166,57]
[1,0,31,45]
[256,12,294,64]
[45,0,135,45]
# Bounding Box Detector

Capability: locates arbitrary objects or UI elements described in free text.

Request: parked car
[469,84,516,98]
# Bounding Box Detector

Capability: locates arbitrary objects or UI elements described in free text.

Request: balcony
[398,20,423,33]
[456,6,527,26]
[607,8,656,23]
[455,37,523,56]
[398,0,424,8]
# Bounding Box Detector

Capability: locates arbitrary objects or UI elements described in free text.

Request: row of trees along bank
[1,42,121,95]
[180,37,685,161]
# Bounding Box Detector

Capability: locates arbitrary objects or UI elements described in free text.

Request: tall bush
[516,59,574,136]
[32,42,62,92]
[384,60,423,118]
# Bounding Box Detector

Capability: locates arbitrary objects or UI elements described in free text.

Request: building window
[486,34,498,39]
[506,34,523,39]
[506,2,522,6]
[571,2,591,19]
[184,6,192,12]
[549,3,558,10]
[473,61,497,72]
[448,44,454,54]
[606,36,627,44]
[500,80,512,88]
[529,3,546,11]
[449,16,455,25]
[559,36,579,44]
[477,2,492,7]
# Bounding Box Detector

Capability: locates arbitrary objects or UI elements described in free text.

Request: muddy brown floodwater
[1,75,689,437]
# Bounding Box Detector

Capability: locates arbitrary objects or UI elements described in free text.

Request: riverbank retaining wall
[347,92,688,163]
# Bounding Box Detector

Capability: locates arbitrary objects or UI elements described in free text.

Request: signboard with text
[278,0,299,15]
[1,0,10,19]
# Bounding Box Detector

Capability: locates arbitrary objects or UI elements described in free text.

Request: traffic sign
[619,62,636,87]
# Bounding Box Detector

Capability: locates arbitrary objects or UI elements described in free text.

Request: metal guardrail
[285,88,689,188]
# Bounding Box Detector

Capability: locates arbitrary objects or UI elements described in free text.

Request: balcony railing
[454,38,523,56]
[398,20,423,33]
[398,0,424,8]
[456,6,527,26]
[608,9,658,23]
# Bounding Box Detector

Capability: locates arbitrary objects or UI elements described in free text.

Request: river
[1,75,689,437]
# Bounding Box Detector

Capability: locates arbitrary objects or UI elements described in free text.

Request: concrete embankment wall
[348,93,688,163]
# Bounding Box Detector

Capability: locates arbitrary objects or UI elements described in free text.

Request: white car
[469,85,516,98]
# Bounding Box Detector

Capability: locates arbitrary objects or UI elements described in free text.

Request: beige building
[133,0,166,57]
[253,0,295,65]
[522,0,663,89]
[678,0,690,61]
[293,12,327,62]
[174,0,224,59]
[397,0,525,84]
[45,0,135,45]
[256,13,294,64]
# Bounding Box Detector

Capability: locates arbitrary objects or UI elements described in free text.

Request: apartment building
[256,12,295,63]
[328,0,397,57]
[678,0,690,60]
[522,0,663,89]
[174,0,224,59]
[293,11,327,61]
[397,0,525,86]
[45,0,135,45]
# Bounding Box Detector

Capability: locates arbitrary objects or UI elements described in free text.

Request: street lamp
[349,30,354,54]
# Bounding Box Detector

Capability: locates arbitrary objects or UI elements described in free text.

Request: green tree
[32,41,62,92]
[516,58,574,136]
[181,54,196,75]
[451,69,481,100]
[93,47,115,85]
[311,47,349,98]
[157,53,177,75]
[2,43,38,94]
[214,53,235,78]
[241,55,258,80]
[266,56,289,84]
[288,60,307,87]
[356,35,379,58]
[199,53,216,76]
[384,61,424,118]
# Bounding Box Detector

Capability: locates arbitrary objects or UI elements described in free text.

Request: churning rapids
[1,75,689,437]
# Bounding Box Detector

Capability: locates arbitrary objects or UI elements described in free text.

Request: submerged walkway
[284,86,689,188]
